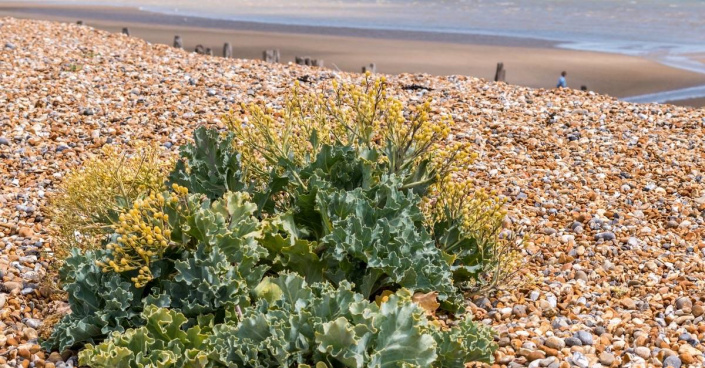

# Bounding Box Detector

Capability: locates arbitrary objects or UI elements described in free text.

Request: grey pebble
[595,231,616,241]
[575,330,593,345]
[25,318,42,329]
[663,355,682,368]
[530,290,540,301]
[570,351,589,368]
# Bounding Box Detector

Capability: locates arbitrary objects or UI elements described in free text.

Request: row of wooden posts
[172,31,372,72]
[78,21,509,80]
[75,20,378,73]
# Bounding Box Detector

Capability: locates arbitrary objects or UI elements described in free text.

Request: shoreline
[1,3,705,107]
[0,2,557,48]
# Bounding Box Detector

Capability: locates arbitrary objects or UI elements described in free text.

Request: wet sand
[2,2,705,106]
[670,97,705,108]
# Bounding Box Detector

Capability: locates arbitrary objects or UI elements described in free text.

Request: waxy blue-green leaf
[431,317,497,366]
[168,126,246,200]
[43,249,144,351]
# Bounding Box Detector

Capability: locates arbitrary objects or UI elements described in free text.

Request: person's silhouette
[557,71,567,88]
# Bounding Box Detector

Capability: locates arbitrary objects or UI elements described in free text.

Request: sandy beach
[671,97,705,108]
[1,2,705,107]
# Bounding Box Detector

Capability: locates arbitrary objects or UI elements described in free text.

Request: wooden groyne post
[495,62,506,82]
[362,63,376,73]
[295,56,324,67]
[122,27,130,36]
[223,43,232,58]
[174,35,183,49]
[263,49,280,63]
[76,20,84,25]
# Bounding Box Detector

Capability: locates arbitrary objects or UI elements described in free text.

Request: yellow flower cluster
[430,141,478,182]
[425,179,523,295]
[49,143,172,262]
[97,184,188,288]
[223,76,467,184]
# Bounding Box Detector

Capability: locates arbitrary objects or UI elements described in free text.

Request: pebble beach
[1,17,705,368]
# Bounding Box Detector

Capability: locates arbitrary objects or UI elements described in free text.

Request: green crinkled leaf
[152,243,254,318]
[254,278,283,304]
[432,216,487,284]
[77,271,492,368]
[252,172,290,216]
[43,249,143,351]
[398,158,435,196]
[79,306,211,368]
[431,317,497,367]
[168,126,246,200]
[316,317,367,367]
[369,293,437,367]
[150,193,268,319]
[314,181,463,311]
[79,342,134,368]
[298,144,374,191]
[211,274,441,368]
[143,305,189,342]
[261,213,324,283]
[185,192,266,265]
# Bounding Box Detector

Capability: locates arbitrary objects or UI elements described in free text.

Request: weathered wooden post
[295,56,319,66]
[205,47,213,56]
[76,20,84,25]
[174,35,183,49]
[362,63,376,73]
[223,43,232,58]
[122,27,130,36]
[264,49,281,63]
[494,62,506,82]
[580,85,588,91]
[195,44,205,54]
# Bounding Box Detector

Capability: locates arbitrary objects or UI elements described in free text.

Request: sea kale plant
[46,76,519,367]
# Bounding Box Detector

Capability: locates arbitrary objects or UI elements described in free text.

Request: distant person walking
[556,71,567,88]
